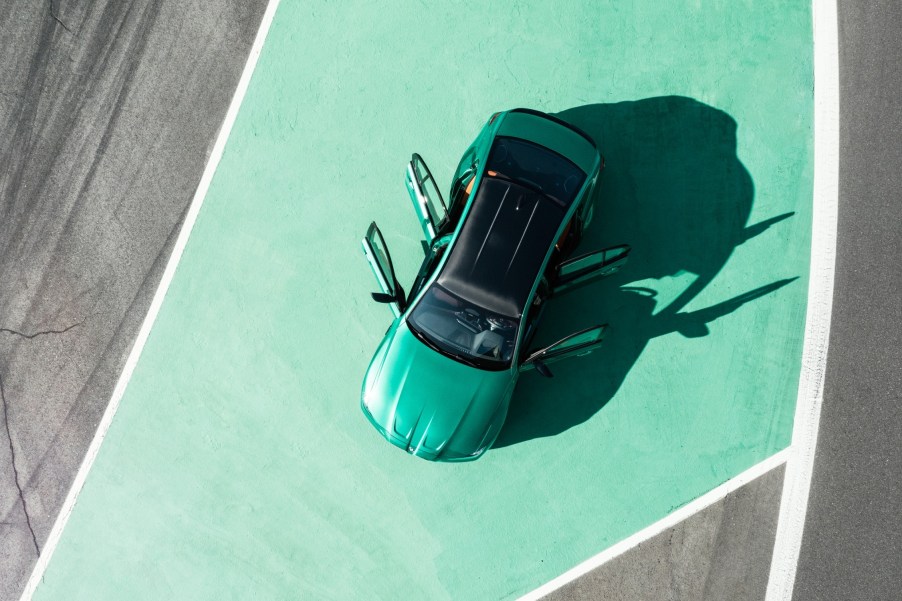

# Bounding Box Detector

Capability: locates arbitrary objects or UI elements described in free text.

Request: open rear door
[405,153,448,243]
[361,222,405,317]
[553,244,631,294]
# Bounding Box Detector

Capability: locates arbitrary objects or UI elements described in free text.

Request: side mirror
[371,291,407,312]
[534,360,554,378]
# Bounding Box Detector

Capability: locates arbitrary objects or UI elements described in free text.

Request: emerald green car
[361,109,630,462]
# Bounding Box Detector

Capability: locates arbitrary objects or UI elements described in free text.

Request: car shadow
[493,96,796,449]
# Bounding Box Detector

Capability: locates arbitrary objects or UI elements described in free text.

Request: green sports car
[361,108,630,462]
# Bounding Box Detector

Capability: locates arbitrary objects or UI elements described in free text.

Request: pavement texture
[0,1,268,599]
[792,2,902,600]
[545,463,785,601]
[30,2,814,600]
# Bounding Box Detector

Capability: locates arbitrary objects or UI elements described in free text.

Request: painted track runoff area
[7,1,827,600]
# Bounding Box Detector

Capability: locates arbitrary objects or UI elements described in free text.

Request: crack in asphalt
[48,0,73,34]
[0,317,87,556]
[0,318,85,340]
[0,373,40,556]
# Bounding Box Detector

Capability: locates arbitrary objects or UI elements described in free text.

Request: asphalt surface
[546,465,785,601]
[0,1,267,599]
[792,2,902,600]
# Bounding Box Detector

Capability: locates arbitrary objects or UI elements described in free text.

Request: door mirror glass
[406,154,448,242]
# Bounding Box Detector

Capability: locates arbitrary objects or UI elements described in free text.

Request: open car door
[520,324,608,376]
[553,244,631,294]
[361,222,406,317]
[405,153,448,243]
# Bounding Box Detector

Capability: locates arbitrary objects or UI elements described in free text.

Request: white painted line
[764,0,840,599]
[518,449,790,601]
[18,1,282,598]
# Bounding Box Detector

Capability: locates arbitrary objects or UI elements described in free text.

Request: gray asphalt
[546,465,785,601]
[792,2,902,600]
[0,1,267,599]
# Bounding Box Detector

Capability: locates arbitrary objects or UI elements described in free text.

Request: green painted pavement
[35,1,812,599]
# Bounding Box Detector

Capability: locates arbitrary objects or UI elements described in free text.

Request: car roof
[436,176,566,318]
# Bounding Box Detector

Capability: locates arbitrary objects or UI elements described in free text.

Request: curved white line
[18,1,282,599]
[764,0,840,599]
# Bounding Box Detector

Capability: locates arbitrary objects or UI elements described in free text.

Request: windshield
[407,284,519,370]
[486,136,586,207]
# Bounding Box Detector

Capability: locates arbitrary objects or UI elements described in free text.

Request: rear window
[485,136,585,207]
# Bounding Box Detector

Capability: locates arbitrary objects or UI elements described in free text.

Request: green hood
[361,320,515,461]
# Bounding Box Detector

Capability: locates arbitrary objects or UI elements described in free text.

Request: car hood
[361,320,515,461]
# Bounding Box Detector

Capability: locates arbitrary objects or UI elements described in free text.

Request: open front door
[553,244,631,294]
[405,153,448,243]
[520,324,608,375]
[361,222,405,317]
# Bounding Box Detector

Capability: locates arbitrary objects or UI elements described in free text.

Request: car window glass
[407,285,519,370]
[559,252,605,278]
[449,169,475,212]
[550,328,600,351]
[407,240,449,303]
[486,136,585,207]
[412,156,447,226]
[365,224,398,297]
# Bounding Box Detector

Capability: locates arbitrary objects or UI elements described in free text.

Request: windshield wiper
[443,348,481,368]
[407,321,442,352]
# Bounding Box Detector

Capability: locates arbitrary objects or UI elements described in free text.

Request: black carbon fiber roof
[436,177,565,317]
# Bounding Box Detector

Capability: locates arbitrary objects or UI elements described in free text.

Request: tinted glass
[552,327,603,350]
[407,285,519,370]
[412,155,447,226]
[559,251,608,279]
[486,137,586,207]
[365,223,397,297]
[535,325,606,361]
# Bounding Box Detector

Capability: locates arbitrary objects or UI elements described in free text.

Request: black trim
[483,171,564,207]
[523,324,608,364]
[365,222,407,312]
[509,108,598,149]
[410,152,448,227]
